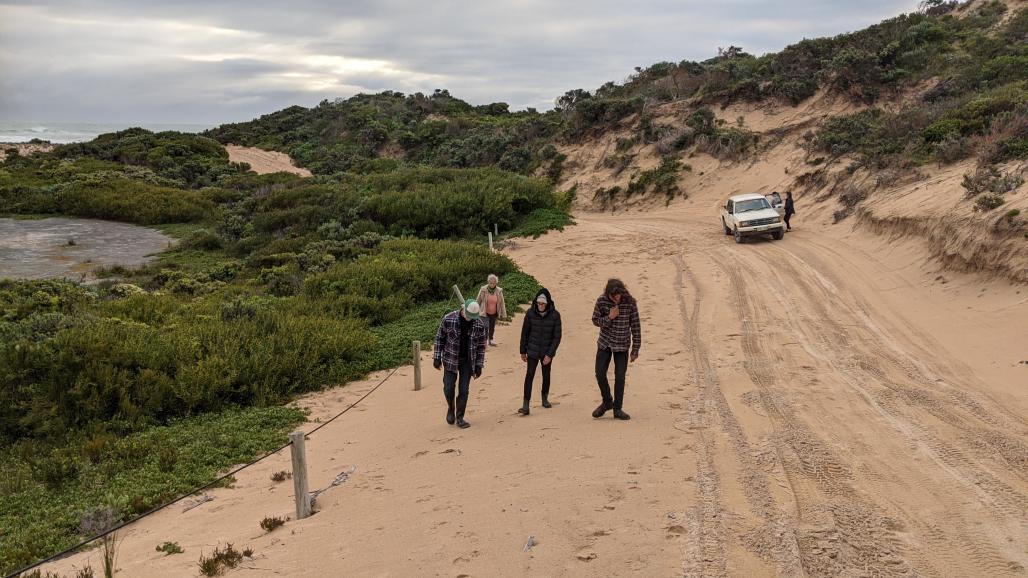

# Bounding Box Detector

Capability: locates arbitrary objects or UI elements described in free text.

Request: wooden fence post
[452,284,465,304]
[494,223,498,237]
[488,231,494,251]
[413,340,422,391]
[289,431,312,519]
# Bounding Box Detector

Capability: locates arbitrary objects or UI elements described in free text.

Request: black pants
[523,356,551,402]
[595,348,628,410]
[443,357,473,418]
[487,314,498,340]
[784,213,792,229]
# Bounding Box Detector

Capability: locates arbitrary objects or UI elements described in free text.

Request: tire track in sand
[673,253,806,578]
[717,256,914,578]
[733,247,1026,577]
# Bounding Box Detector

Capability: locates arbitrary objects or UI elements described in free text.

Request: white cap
[536,294,548,303]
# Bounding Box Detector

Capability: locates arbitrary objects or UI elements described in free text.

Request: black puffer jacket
[520,288,562,359]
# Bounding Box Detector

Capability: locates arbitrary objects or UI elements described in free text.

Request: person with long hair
[590,278,642,420]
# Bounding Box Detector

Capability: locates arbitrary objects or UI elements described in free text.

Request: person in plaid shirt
[433,299,488,428]
[591,278,641,420]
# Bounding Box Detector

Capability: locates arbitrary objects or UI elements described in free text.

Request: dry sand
[44,177,1027,576]
[225,145,312,176]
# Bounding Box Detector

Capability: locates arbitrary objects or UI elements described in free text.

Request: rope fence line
[5,365,402,578]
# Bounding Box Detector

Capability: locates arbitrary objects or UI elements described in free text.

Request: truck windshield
[735,198,771,213]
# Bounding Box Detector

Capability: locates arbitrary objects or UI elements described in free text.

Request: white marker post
[488,231,494,251]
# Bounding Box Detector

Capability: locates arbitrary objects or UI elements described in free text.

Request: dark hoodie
[520,287,563,360]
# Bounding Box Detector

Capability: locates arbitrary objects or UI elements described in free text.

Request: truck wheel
[772,230,784,240]
[722,219,732,235]
[733,227,743,244]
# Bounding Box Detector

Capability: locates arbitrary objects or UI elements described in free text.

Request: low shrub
[975,194,1005,211]
[259,516,286,532]
[962,166,1024,197]
[0,407,303,574]
[625,155,689,202]
[198,544,252,577]
[53,176,213,224]
[506,208,575,239]
[156,541,184,555]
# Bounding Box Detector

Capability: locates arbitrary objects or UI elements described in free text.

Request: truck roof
[727,193,767,202]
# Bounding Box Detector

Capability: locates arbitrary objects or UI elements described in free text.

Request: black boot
[541,396,552,409]
[456,398,471,428]
[592,402,612,418]
[613,408,631,420]
[518,400,530,415]
[446,399,456,425]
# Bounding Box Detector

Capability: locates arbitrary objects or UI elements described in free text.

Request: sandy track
[45,196,1026,576]
[225,145,312,176]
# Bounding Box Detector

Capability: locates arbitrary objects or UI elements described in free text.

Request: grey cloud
[0,0,916,123]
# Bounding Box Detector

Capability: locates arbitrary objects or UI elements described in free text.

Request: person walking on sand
[433,299,488,429]
[477,274,507,347]
[784,191,796,231]
[518,288,562,416]
[591,279,641,421]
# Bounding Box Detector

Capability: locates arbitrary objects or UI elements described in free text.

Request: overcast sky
[0,0,915,125]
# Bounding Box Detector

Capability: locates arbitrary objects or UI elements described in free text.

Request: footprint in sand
[452,550,480,565]
[576,549,598,561]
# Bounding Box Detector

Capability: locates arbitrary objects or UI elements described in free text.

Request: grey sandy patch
[0,217,172,280]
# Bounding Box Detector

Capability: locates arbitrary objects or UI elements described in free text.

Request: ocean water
[0,121,213,144]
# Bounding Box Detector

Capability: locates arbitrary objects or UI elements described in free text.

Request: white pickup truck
[721,193,786,243]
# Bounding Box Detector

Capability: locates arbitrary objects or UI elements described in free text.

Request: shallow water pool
[0,217,173,280]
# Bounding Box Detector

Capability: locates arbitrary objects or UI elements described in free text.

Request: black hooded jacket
[520,287,562,359]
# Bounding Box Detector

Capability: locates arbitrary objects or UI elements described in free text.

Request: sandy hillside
[44,168,1027,576]
[225,145,313,176]
[0,142,55,162]
[554,91,1028,283]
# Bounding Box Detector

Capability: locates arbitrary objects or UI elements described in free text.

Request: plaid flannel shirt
[433,310,488,373]
[591,295,641,356]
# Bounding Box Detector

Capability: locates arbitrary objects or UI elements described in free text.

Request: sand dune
[43,174,1027,576]
[225,145,312,177]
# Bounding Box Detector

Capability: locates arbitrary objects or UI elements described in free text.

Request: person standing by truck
[784,191,796,231]
[591,278,641,421]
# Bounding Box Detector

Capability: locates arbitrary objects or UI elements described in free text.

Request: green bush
[203,91,561,175]
[57,178,213,224]
[626,155,689,201]
[962,166,1025,197]
[975,194,1005,211]
[56,128,246,189]
[506,208,575,239]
